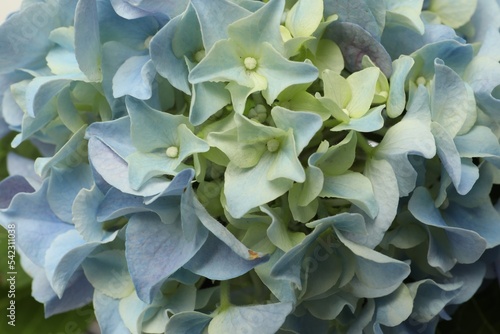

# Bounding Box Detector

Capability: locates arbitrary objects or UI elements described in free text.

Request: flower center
[266,139,280,152]
[194,49,206,63]
[244,57,258,71]
[416,76,427,86]
[166,146,179,158]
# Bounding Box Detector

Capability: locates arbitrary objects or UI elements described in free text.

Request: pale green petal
[322,69,351,108]
[385,0,425,34]
[429,0,478,28]
[271,106,323,153]
[224,155,293,218]
[308,39,344,76]
[258,43,318,104]
[285,0,323,38]
[188,39,252,86]
[267,131,305,182]
[177,124,210,161]
[346,67,380,118]
[227,0,285,55]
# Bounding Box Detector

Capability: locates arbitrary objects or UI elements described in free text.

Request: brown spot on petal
[248,250,260,260]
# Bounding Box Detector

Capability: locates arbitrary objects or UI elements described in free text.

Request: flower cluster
[1,0,500,333]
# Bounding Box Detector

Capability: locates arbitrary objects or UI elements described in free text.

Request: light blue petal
[150,15,191,94]
[184,233,268,279]
[0,175,34,212]
[338,231,410,294]
[83,250,134,299]
[44,229,98,297]
[444,201,500,249]
[189,81,231,126]
[376,101,435,196]
[43,270,94,317]
[409,40,473,81]
[3,182,72,266]
[191,0,250,51]
[346,158,399,248]
[86,116,135,158]
[0,3,58,74]
[113,56,156,100]
[332,105,385,133]
[75,0,102,81]
[34,125,87,178]
[407,279,462,323]
[6,153,42,190]
[431,122,463,193]
[111,0,188,20]
[254,249,297,303]
[454,126,500,168]
[25,74,82,118]
[387,56,414,118]
[73,185,119,243]
[47,164,93,223]
[125,212,208,303]
[409,187,487,271]
[431,60,473,137]
[207,302,293,334]
[94,291,130,334]
[272,213,365,289]
[165,311,212,334]
[88,136,169,196]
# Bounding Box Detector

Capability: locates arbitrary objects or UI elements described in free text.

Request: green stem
[219,281,231,310]
[356,132,374,157]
